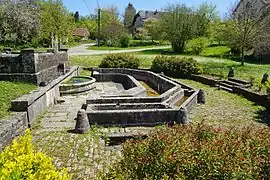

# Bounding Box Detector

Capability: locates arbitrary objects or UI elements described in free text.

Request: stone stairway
[216,78,251,92]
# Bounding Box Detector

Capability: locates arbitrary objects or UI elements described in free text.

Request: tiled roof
[72,28,90,37]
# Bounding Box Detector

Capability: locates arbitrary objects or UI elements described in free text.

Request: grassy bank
[71,54,270,81]
[0,81,36,119]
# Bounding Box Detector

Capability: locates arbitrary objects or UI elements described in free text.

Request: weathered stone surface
[177,107,189,125]
[261,73,269,84]
[198,89,206,104]
[75,109,90,134]
[0,50,69,85]
[0,112,27,152]
[228,67,235,78]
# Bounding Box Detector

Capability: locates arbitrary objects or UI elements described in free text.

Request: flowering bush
[104,124,270,179]
[0,129,69,180]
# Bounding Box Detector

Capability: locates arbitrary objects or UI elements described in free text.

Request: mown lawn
[178,79,269,126]
[71,54,270,81]
[0,81,36,119]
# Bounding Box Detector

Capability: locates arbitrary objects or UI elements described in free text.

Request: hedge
[151,55,201,77]
[99,54,140,69]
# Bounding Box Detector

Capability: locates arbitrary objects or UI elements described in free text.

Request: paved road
[69,43,170,56]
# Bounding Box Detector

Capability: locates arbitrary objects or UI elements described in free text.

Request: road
[68,43,170,56]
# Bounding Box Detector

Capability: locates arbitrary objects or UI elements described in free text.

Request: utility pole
[97,8,101,47]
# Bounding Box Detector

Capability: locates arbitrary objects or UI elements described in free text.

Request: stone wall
[0,50,69,85]
[11,66,79,127]
[0,112,27,152]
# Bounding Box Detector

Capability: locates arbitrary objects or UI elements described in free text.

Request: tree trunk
[241,47,245,66]
[172,41,185,54]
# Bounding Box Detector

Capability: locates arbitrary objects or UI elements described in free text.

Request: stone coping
[60,76,96,88]
[93,72,147,97]
[11,66,79,111]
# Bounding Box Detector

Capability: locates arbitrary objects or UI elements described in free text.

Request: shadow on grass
[255,108,270,126]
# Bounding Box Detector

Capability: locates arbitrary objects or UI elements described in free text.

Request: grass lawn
[71,54,270,81]
[87,45,168,51]
[0,81,36,119]
[178,79,269,126]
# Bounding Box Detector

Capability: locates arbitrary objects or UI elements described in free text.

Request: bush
[119,34,130,48]
[0,129,69,179]
[99,54,140,69]
[103,124,270,179]
[151,55,201,77]
[187,37,210,55]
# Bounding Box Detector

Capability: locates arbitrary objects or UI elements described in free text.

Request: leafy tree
[160,4,198,53]
[210,19,226,45]
[0,0,40,46]
[254,10,270,60]
[40,0,75,48]
[144,18,162,42]
[124,3,136,30]
[195,2,218,37]
[223,1,260,65]
[74,11,80,22]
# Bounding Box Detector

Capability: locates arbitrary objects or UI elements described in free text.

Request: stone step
[223,80,251,88]
[228,77,251,85]
[218,82,233,89]
[218,85,233,92]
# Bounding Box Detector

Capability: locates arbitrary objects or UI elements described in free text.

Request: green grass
[87,45,168,51]
[200,45,231,58]
[0,81,36,119]
[177,79,269,126]
[71,55,270,81]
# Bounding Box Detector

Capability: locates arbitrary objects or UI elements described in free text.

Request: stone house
[129,10,164,32]
[233,0,270,62]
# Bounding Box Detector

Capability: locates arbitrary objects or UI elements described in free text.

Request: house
[129,10,164,32]
[72,28,90,40]
[233,0,270,62]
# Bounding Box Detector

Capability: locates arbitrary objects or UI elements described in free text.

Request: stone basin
[60,76,96,95]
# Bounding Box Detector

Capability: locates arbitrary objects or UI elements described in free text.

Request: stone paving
[32,82,155,179]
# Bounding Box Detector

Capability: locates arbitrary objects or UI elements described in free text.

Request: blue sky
[63,0,238,18]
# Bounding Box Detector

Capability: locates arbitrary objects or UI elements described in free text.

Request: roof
[72,28,90,37]
[129,10,165,28]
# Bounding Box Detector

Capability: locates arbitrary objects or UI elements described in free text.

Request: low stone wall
[190,74,217,86]
[11,66,80,127]
[233,87,270,107]
[0,50,69,85]
[87,109,178,127]
[0,112,27,152]
[93,68,177,94]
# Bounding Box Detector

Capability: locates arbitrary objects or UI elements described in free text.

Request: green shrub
[119,34,130,48]
[99,54,140,69]
[0,129,69,179]
[151,55,201,77]
[187,37,210,55]
[103,124,270,179]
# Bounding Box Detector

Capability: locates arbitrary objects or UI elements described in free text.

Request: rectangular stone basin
[89,103,168,111]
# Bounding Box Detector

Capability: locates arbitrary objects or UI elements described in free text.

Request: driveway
[69,43,170,56]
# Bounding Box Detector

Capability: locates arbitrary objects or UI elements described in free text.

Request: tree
[74,11,80,22]
[144,18,162,42]
[0,0,40,46]
[40,0,75,48]
[124,3,136,30]
[195,2,218,37]
[160,4,198,53]
[254,11,270,60]
[223,1,260,65]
